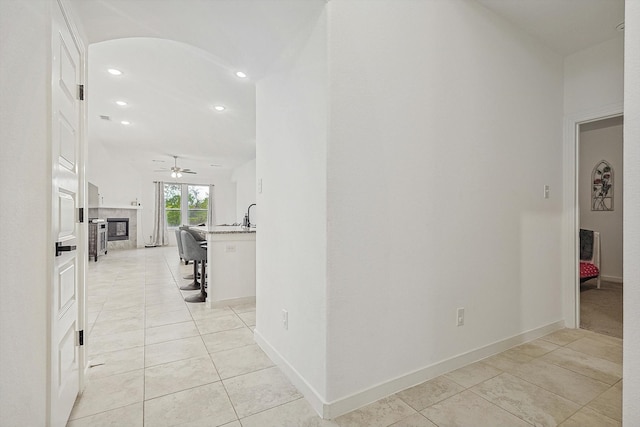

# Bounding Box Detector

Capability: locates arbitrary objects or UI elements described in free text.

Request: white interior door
[51,1,82,425]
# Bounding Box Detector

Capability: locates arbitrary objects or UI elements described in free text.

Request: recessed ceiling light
[121,120,130,125]
[214,105,226,112]
[235,71,247,79]
[108,68,123,75]
[115,100,127,106]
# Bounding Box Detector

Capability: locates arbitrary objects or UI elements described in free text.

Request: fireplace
[90,208,138,250]
[107,218,129,241]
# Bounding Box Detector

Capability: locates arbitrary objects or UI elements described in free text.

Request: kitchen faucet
[244,203,256,228]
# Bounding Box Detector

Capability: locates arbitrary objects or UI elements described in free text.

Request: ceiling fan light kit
[161,155,197,179]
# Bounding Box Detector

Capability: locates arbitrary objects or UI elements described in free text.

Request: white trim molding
[255,321,564,419]
[562,103,623,328]
[253,329,326,417]
[601,275,624,284]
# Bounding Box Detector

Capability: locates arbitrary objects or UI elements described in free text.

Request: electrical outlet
[457,307,465,326]
[282,309,288,330]
[225,244,236,253]
[258,178,263,194]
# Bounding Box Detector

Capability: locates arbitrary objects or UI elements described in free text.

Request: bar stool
[181,230,207,303]
[176,229,200,290]
[179,227,208,289]
[175,229,188,265]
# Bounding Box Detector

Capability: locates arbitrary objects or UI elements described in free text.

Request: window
[164,183,181,227]
[164,183,210,227]
[187,185,209,225]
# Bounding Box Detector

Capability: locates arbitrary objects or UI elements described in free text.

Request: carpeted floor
[580,280,623,338]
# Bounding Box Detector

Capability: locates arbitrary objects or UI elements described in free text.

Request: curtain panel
[151,181,169,246]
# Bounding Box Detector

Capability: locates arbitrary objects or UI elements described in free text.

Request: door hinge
[77,330,84,346]
[78,84,85,101]
[78,207,84,223]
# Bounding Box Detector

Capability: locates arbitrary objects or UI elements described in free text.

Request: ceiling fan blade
[182,171,197,174]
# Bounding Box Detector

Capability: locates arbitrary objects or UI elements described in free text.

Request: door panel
[51,1,81,425]
[58,260,76,314]
[58,192,75,239]
[57,321,77,388]
[58,37,76,102]
[58,114,76,169]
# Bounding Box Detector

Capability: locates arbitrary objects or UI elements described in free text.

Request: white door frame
[562,103,623,328]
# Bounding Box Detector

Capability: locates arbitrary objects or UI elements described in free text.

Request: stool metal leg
[180,261,200,290]
[185,260,206,303]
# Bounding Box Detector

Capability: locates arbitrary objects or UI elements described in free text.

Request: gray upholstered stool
[179,226,206,282]
[181,230,207,303]
[176,229,201,291]
[175,229,188,265]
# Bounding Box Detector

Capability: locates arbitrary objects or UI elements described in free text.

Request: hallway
[68,247,622,426]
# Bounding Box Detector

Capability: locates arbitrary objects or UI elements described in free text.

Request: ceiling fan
[155,156,197,178]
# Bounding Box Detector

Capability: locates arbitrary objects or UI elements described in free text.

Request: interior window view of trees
[165,184,181,227]
[164,183,209,227]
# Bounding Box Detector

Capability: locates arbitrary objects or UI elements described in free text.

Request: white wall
[87,139,143,207]
[255,7,328,403]
[623,0,640,423]
[325,0,564,403]
[232,158,257,224]
[0,1,51,424]
[209,175,237,226]
[564,34,624,115]
[87,140,147,246]
[579,118,624,280]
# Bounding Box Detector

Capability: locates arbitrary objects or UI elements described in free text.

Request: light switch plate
[457,307,465,326]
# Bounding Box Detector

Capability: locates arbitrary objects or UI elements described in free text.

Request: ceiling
[88,37,257,174]
[70,0,624,180]
[70,0,326,180]
[476,0,624,56]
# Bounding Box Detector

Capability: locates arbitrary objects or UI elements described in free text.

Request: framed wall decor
[591,160,613,211]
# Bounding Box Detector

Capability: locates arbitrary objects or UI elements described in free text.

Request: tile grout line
[401,333,620,427]
[493,340,621,421]
[463,387,537,427]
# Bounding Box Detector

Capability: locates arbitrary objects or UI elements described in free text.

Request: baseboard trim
[253,329,326,417]
[601,275,623,283]
[323,320,565,418]
[255,320,565,419]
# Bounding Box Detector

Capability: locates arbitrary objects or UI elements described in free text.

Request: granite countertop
[192,225,256,234]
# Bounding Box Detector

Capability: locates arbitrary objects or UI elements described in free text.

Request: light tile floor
[68,247,622,427]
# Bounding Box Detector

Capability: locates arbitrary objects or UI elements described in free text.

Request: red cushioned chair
[579,229,601,289]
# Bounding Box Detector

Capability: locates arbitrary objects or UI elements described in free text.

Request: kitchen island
[191,225,256,307]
